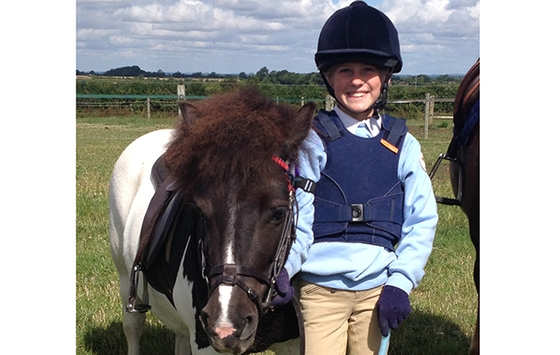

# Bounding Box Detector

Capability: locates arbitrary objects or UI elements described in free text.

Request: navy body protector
[311,110,408,251]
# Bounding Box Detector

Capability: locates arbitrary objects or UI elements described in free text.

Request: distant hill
[104,65,146,77]
[76,65,172,78]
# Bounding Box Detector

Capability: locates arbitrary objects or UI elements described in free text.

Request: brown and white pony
[109,87,315,355]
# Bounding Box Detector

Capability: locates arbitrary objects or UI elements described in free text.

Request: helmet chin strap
[372,82,388,119]
[373,71,393,119]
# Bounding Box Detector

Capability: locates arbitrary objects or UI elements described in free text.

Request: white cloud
[76,0,480,75]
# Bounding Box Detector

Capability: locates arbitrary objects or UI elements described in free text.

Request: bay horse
[430,58,479,355]
[109,87,315,355]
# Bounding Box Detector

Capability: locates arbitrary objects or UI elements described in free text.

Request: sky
[76,0,480,76]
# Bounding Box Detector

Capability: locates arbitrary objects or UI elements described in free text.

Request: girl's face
[326,62,388,121]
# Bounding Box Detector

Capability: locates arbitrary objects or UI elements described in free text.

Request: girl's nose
[351,76,364,86]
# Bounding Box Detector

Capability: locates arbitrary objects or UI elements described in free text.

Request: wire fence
[76,93,454,122]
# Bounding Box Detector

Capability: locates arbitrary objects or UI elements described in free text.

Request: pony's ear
[281,102,316,159]
[178,101,200,124]
[290,102,316,144]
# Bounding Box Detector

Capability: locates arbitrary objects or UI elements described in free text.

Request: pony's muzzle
[200,287,260,354]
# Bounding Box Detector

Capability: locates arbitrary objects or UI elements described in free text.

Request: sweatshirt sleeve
[284,130,326,279]
[385,133,438,294]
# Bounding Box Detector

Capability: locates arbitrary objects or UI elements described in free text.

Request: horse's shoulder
[114,129,174,176]
[110,129,176,241]
[130,129,174,152]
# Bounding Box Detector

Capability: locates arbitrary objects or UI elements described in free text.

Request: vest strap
[317,110,342,141]
[381,117,406,154]
[313,196,400,224]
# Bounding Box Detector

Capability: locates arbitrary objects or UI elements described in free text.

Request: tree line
[76,65,463,88]
[77,66,461,98]
[76,65,462,118]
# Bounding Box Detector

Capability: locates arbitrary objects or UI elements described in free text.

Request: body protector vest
[312,110,408,251]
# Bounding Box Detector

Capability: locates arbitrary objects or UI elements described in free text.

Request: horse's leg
[122,310,146,355]
[468,216,480,355]
[469,306,479,355]
[116,271,146,355]
[467,198,480,294]
[464,130,479,355]
[174,333,191,355]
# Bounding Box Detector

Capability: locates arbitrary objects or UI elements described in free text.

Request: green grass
[76,116,477,355]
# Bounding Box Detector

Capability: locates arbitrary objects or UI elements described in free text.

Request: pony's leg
[122,310,146,355]
[174,333,191,355]
[117,272,146,355]
[267,338,301,355]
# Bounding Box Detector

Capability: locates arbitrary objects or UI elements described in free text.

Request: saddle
[128,153,306,354]
[128,155,189,306]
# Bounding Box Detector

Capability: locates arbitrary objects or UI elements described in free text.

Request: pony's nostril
[200,311,210,330]
[239,316,255,341]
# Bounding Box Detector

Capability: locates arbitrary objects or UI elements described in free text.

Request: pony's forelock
[165,87,301,196]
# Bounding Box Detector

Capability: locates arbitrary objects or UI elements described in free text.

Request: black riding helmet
[315,1,402,111]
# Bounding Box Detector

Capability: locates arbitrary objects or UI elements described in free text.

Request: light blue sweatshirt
[285,107,438,295]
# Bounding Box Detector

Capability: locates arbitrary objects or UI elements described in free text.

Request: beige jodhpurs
[295,279,385,355]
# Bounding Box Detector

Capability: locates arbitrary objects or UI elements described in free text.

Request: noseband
[201,156,296,314]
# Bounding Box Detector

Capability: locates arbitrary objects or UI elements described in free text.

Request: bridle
[200,156,297,315]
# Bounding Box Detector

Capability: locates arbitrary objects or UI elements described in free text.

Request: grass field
[76,114,477,355]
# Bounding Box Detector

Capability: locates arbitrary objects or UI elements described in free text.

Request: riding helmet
[315,1,403,73]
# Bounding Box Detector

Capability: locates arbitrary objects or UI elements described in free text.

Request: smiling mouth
[349,92,367,98]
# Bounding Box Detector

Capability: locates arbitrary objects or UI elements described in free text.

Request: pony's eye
[270,208,286,222]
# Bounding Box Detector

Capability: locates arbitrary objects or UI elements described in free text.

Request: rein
[202,155,296,315]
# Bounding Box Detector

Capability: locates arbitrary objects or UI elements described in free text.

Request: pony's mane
[165,87,301,196]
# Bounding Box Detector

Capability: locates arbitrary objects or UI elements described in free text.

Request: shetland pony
[109,87,315,355]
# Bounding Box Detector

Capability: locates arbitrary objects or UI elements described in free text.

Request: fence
[76,93,454,139]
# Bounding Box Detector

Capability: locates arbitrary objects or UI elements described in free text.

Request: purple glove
[377,285,411,337]
[270,268,294,307]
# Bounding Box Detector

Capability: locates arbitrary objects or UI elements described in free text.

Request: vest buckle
[351,204,364,222]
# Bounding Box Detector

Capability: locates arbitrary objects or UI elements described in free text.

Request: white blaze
[216,196,237,329]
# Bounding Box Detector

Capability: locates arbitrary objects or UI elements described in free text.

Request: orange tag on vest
[380,139,399,154]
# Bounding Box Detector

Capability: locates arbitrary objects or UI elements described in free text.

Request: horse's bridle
[200,155,297,315]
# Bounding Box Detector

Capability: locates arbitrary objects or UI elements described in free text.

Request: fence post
[177,83,185,116]
[325,95,334,111]
[424,93,430,139]
[429,95,435,125]
[147,97,151,120]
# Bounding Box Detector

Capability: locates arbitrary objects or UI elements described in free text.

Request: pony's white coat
[109,129,299,355]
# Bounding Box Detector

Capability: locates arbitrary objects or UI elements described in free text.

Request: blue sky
[76,0,480,75]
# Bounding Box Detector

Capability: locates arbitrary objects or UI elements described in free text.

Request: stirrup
[126,264,152,313]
